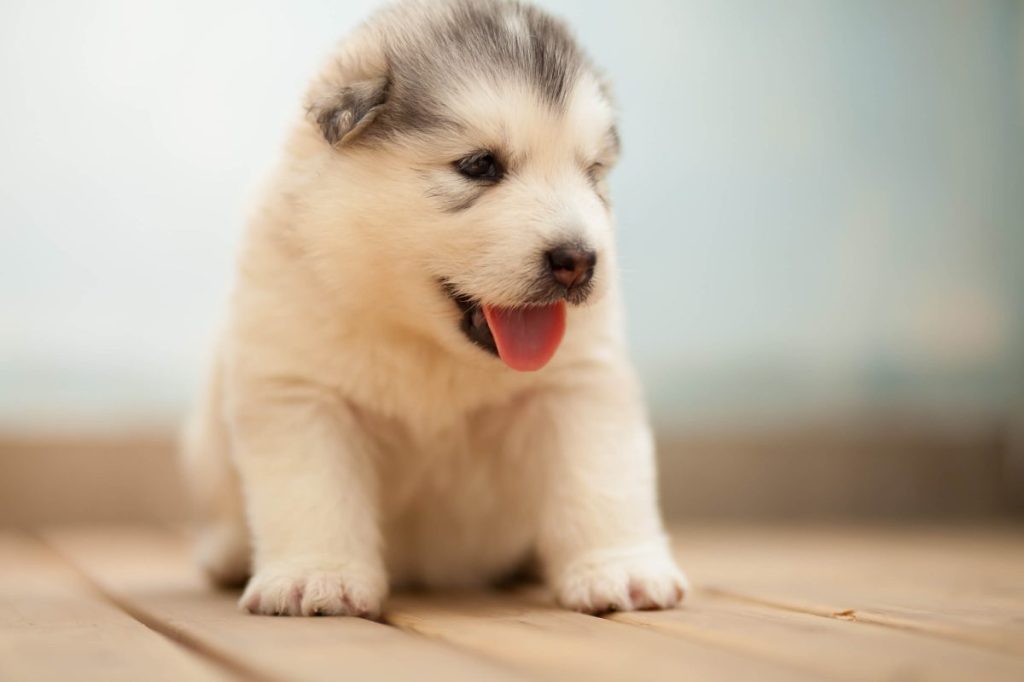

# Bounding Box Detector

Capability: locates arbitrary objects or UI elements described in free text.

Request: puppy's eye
[455,152,503,182]
[586,162,606,183]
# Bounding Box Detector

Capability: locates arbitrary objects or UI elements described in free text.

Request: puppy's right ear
[307,76,389,147]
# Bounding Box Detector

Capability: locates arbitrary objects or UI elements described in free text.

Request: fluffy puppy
[183,0,687,617]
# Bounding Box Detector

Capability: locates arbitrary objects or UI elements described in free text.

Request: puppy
[183,0,687,617]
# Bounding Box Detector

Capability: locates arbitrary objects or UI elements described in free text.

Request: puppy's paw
[240,561,386,618]
[553,545,688,614]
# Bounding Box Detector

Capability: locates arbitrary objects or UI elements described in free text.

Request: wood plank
[672,524,1024,654]
[43,527,529,682]
[26,522,1024,681]
[0,532,226,682]
[386,590,816,682]
[611,590,1024,681]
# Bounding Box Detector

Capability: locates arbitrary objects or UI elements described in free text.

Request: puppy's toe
[554,546,687,614]
[240,562,385,618]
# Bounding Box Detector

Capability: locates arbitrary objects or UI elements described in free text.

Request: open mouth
[442,283,567,372]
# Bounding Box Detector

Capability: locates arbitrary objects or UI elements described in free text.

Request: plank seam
[381,612,547,680]
[603,611,854,680]
[704,586,1022,658]
[34,531,279,682]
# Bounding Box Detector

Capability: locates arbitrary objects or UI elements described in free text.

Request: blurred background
[2,0,1022,525]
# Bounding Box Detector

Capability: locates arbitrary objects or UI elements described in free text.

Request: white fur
[183,1,686,617]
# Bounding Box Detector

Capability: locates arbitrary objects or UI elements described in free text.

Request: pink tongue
[482,301,567,372]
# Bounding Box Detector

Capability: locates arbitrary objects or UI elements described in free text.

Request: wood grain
[4,523,1021,681]
[43,527,529,682]
[611,592,1024,681]
[387,590,815,682]
[674,524,1024,654]
[0,533,225,682]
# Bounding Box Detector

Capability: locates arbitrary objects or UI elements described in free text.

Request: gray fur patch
[309,77,389,146]
[363,0,596,142]
[310,0,615,153]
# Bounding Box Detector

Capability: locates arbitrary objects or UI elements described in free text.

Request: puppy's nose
[547,245,597,291]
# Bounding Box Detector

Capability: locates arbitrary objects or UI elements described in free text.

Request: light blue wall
[1,1,1022,430]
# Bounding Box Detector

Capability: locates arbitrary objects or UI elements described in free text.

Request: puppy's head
[300,0,620,371]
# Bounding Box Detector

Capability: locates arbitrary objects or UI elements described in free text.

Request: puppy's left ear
[307,76,389,147]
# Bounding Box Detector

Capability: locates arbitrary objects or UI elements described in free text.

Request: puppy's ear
[307,76,389,147]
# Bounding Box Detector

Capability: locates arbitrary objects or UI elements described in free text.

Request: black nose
[546,245,597,291]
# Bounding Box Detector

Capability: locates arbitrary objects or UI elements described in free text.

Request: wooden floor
[2,525,1023,681]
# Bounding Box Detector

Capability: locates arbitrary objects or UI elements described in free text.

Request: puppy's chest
[360,399,546,513]
[366,410,547,587]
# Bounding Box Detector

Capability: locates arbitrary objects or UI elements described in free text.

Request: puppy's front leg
[229,386,386,617]
[533,372,688,613]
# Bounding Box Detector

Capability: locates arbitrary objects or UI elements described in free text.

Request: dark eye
[455,151,503,182]
[586,162,606,184]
